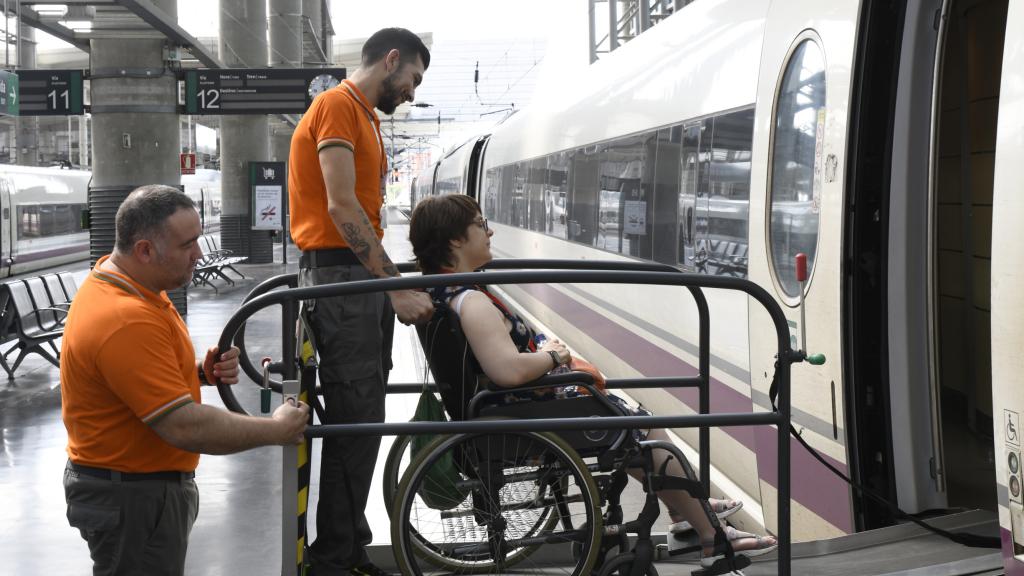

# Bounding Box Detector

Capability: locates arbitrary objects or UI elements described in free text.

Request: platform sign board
[185,68,346,115]
[0,70,18,116]
[180,153,196,175]
[250,161,285,231]
[17,70,83,115]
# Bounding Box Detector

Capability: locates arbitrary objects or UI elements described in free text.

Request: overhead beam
[19,6,91,52]
[115,0,223,68]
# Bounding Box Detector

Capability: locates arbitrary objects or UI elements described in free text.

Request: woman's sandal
[668,498,744,534]
[699,526,778,568]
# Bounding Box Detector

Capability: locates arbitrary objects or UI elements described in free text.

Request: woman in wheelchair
[404,195,776,573]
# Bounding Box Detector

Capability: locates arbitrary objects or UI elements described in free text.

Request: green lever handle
[806,353,826,365]
[261,387,272,414]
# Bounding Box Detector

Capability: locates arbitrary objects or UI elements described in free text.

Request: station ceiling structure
[8,0,548,170]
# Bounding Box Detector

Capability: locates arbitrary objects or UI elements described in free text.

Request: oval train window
[769,38,826,299]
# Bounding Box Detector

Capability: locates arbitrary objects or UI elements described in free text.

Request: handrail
[217,262,798,573]
[225,260,714,500]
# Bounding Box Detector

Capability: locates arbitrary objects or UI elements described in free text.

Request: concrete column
[219,0,272,263]
[270,0,300,162]
[89,0,185,310]
[78,116,90,168]
[16,23,39,166]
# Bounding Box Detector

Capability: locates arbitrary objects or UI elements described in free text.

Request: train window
[527,158,547,232]
[497,166,515,225]
[652,127,682,265]
[707,109,754,277]
[483,167,499,222]
[769,38,826,297]
[17,203,86,238]
[569,147,600,245]
[602,134,653,257]
[510,163,528,228]
[547,152,570,239]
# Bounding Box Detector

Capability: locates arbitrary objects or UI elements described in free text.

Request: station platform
[0,207,1005,575]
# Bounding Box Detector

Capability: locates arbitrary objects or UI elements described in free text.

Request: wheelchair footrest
[691,554,751,576]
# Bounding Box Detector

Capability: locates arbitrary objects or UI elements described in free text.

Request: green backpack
[410,388,470,510]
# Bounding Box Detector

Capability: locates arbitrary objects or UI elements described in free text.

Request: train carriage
[0,165,220,278]
[414,0,1024,569]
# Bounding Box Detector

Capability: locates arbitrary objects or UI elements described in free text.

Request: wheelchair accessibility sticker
[1007,409,1020,447]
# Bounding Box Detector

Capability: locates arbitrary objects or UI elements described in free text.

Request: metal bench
[191,234,247,292]
[0,279,65,378]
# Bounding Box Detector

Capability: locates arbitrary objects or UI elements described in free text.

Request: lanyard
[340,80,388,176]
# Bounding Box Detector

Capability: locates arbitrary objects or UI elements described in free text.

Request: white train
[413,0,1024,566]
[0,165,221,277]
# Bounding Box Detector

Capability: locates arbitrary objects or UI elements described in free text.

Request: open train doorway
[931,0,1007,512]
[845,0,1007,531]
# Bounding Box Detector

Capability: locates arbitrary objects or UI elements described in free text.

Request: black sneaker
[347,563,396,576]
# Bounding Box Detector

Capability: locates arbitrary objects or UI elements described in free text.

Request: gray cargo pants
[63,464,199,576]
[301,263,395,572]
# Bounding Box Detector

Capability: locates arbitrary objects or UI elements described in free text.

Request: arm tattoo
[341,222,372,262]
[339,210,401,279]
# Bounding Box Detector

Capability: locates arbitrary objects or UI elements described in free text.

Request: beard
[377,72,405,115]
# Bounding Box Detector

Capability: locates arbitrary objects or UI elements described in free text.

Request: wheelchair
[385,290,750,576]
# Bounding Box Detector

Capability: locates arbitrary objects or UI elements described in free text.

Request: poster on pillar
[250,161,286,231]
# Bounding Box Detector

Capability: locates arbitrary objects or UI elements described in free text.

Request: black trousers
[300,263,395,571]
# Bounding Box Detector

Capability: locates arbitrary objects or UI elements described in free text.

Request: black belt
[67,461,195,483]
[300,248,361,268]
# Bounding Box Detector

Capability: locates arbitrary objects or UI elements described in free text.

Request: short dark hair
[114,185,196,254]
[362,27,430,70]
[409,195,480,273]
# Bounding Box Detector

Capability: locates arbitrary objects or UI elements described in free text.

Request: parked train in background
[0,165,221,277]
[411,0,1024,571]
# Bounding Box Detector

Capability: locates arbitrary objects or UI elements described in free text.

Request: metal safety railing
[216,260,803,575]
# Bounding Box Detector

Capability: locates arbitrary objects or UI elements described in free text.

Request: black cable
[788,422,998,548]
[771,364,999,549]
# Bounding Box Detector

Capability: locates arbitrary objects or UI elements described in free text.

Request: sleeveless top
[424,285,537,420]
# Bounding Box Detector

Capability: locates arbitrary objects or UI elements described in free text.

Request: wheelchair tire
[392,430,603,575]
[382,434,412,518]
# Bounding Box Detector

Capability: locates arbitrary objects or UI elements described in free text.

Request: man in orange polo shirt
[288,28,433,576]
[61,185,309,575]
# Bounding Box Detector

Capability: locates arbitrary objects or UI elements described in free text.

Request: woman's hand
[540,339,571,367]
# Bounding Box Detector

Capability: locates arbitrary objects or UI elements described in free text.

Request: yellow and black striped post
[295,340,316,575]
[281,376,301,575]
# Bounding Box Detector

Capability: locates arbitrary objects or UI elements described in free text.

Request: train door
[985,0,1021,569]
[465,136,489,200]
[747,0,862,540]
[0,177,10,275]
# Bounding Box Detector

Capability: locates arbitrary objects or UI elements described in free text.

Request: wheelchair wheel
[382,434,412,518]
[392,430,603,575]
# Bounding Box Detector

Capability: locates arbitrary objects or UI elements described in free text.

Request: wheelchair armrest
[493,370,595,390]
[469,371,605,418]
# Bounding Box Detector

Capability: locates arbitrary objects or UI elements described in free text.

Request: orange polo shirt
[289,79,387,251]
[60,255,201,473]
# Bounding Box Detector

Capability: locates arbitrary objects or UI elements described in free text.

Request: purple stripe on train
[10,243,88,265]
[517,282,855,533]
[1003,529,1024,574]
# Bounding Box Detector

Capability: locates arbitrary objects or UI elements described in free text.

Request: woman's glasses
[473,218,489,232]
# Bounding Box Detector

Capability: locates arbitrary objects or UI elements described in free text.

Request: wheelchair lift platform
[362,510,1000,575]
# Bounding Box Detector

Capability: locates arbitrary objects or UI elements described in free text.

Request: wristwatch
[198,365,209,385]
[547,350,562,369]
